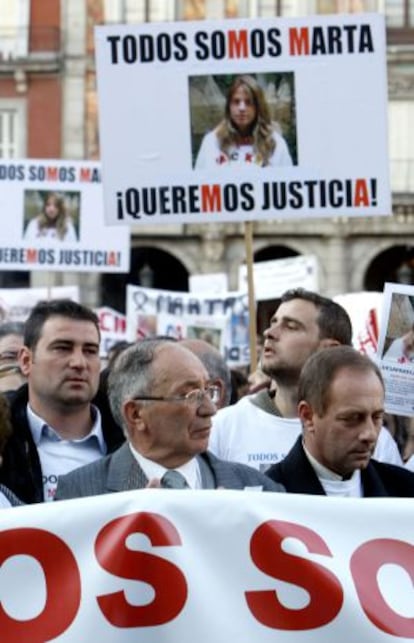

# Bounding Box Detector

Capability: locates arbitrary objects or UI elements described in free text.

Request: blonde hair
[215,75,276,167]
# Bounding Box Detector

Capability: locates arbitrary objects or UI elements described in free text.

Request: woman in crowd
[195,74,293,169]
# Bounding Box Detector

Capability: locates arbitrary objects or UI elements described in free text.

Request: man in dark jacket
[0,299,124,504]
[266,346,414,497]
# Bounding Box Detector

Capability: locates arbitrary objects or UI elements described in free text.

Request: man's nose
[264,324,279,340]
[69,349,87,368]
[359,419,379,442]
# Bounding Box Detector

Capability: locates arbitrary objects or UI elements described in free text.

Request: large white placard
[95,13,390,226]
[0,159,130,272]
[0,286,79,322]
[239,254,318,301]
[1,491,413,641]
[126,284,250,366]
[376,282,414,416]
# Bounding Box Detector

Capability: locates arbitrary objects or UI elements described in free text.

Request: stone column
[324,233,348,297]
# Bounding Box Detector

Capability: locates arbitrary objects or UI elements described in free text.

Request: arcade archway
[101,246,189,313]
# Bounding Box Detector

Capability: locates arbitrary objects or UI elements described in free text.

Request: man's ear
[123,400,145,432]
[298,400,315,434]
[19,346,32,377]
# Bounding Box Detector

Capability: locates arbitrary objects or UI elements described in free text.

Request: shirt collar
[27,403,106,454]
[128,442,201,489]
[303,440,360,483]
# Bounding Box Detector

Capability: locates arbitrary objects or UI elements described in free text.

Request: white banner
[376,282,414,416]
[1,491,413,641]
[239,255,318,301]
[157,312,227,354]
[126,285,250,366]
[334,291,383,358]
[95,13,390,226]
[96,306,128,357]
[0,286,80,322]
[0,159,130,272]
[189,272,228,294]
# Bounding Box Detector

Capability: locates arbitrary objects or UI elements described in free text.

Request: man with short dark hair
[55,339,283,499]
[266,346,414,496]
[0,299,124,503]
[209,288,402,471]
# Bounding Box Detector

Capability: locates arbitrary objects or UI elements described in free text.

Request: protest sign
[334,291,382,358]
[95,306,127,357]
[95,13,390,226]
[0,159,130,272]
[126,284,249,366]
[376,282,414,416]
[1,490,413,641]
[157,312,227,353]
[189,272,228,293]
[239,254,318,301]
[0,286,79,322]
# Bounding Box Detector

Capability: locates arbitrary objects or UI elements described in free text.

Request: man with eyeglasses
[55,339,284,498]
[0,321,26,392]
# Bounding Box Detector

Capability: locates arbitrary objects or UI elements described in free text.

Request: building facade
[0,0,413,330]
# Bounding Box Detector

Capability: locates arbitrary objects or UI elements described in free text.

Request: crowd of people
[0,288,413,509]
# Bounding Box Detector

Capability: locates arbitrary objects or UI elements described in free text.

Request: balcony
[0,26,62,72]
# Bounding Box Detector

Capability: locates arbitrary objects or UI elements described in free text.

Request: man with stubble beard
[0,299,124,503]
[208,289,402,473]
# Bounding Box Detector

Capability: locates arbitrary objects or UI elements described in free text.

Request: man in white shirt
[266,346,414,497]
[209,289,403,472]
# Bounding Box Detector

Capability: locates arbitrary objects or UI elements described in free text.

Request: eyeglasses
[0,350,19,364]
[132,385,220,406]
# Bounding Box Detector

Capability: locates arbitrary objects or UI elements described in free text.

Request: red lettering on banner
[201,184,222,212]
[289,28,309,55]
[99,311,126,333]
[354,178,370,206]
[246,520,343,629]
[46,167,58,181]
[80,168,92,181]
[0,528,81,642]
[95,512,188,627]
[351,538,414,637]
[228,30,249,58]
[26,248,38,263]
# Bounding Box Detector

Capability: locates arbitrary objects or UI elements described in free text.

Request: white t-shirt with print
[208,393,403,473]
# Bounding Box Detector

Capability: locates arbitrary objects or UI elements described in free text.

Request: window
[176,0,253,19]
[386,1,414,46]
[389,101,414,193]
[385,0,413,27]
[0,101,26,158]
[0,0,29,59]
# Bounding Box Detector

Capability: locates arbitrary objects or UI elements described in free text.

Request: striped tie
[161,470,189,489]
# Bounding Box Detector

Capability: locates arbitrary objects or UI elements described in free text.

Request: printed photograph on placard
[23,190,80,242]
[382,291,414,364]
[189,71,297,170]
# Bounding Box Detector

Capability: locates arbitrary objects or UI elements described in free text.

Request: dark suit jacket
[55,443,284,500]
[266,437,414,497]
